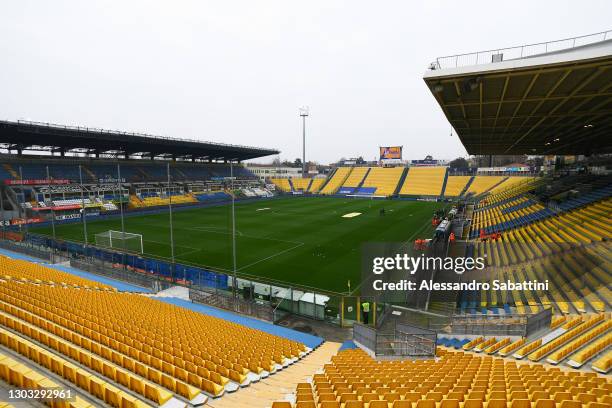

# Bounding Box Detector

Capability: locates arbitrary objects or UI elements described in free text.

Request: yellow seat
[510,400,531,408]
[416,400,436,408]
[463,400,484,408]
[487,400,507,408]
[103,383,122,407]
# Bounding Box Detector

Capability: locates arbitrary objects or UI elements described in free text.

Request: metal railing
[3,232,348,325]
[450,308,552,337]
[353,322,437,357]
[189,287,274,322]
[0,240,52,261]
[432,30,612,70]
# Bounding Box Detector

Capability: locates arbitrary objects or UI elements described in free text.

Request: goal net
[94,230,143,253]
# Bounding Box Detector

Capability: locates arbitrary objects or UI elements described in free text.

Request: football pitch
[32,197,444,293]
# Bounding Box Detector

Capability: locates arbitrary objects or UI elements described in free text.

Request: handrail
[431,30,611,70]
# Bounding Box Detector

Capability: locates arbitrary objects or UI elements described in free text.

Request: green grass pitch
[31,197,444,293]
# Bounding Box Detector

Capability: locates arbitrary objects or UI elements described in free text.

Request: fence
[189,287,274,322]
[1,232,358,326]
[433,30,612,70]
[70,258,165,291]
[448,307,552,337]
[353,322,437,358]
[0,239,52,261]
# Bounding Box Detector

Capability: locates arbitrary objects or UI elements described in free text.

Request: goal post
[94,230,143,253]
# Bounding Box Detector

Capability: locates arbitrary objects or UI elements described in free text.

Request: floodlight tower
[299,107,309,177]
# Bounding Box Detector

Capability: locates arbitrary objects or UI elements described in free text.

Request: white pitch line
[185,226,244,236]
[175,247,203,257]
[177,226,302,246]
[236,242,305,272]
[143,238,201,252]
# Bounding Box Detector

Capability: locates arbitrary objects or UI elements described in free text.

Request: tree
[293,158,302,167]
[449,157,469,171]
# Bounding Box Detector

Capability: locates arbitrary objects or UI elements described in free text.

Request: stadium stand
[2,159,259,184]
[0,256,114,289]
[270,178,292,192]
[465,177,507,197]
[470,242,611,315]
[129,194,198,208]
[193,191,232,202]
[272,347,612,408]
[443,176,472,197]
[399,167,447,196]
[0,260,311,405]
[340,167,370,192]
[471,194,611,239]
[360,167,405,197]
[488,177,534,194]
[308,178,325,193]
[291,178,311,192]
[477,179,541,209]
[436,314,612,372]
[0,346,112,408]
[320,167,352,195]
[591,350,611,374]
[470,198,548,237]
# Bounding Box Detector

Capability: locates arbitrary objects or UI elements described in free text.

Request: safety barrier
[449,307,552,337]
[353,322,437,358]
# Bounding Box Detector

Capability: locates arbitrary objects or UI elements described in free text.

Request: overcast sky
[1,1,610,164]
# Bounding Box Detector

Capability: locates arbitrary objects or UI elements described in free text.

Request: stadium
[0,5,611,408]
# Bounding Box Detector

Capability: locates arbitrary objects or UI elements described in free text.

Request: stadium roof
[423,31,612,156]
[0,120,279,161]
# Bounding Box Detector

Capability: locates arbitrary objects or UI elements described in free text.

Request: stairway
[354,167,371,191]
[459,176,475,197]
[328,167,354,194]
[440,168,449,198]
[306,178,314,192]
[394,167,409,196]
[317,168,337,193]
[483,176,509,194]
[206,342,341,408]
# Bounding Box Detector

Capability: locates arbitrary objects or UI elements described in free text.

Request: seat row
[271,348,610,408]
[399,167,447,197]
[468,242,611,315]
[320,167,351,194]
[0,327,154,408]
[361,167,405,197]
[0,306,179,405]
[0,256,114,290]
[0,280,305,397]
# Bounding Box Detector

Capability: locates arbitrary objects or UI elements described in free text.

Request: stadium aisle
[206,341,341,408]
[159,297,324,349]
[0,248,152,293]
